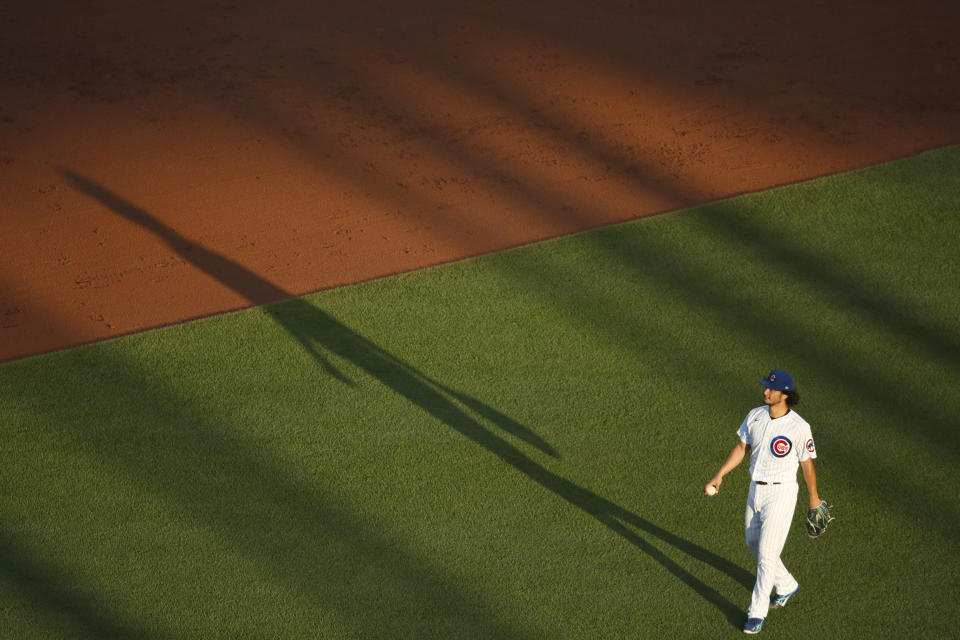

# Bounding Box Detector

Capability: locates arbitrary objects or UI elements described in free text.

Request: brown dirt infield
[2,1,958,362]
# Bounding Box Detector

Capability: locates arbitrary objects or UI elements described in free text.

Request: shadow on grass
[60,170,754,630]
[472,169,960,541]
[698,199,960,453]
[0,529,151,640]
[635,203,959,526]
[4,348,528,639]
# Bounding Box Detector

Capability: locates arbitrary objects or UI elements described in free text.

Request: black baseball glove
[806,500,834,538]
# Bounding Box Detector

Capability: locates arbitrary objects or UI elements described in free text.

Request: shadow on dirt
[52,169,755,633]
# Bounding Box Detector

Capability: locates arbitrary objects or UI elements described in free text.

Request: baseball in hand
[706,485,717,496]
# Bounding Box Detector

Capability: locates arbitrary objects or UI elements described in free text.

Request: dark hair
[785,388,800,407]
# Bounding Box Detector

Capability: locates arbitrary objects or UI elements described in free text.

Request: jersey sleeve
[737,410,754,445]
[798,419,817,462]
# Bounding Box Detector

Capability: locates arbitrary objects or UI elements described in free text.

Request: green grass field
[3,147,959,639]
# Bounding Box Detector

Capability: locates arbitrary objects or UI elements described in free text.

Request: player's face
[763,387,786,406]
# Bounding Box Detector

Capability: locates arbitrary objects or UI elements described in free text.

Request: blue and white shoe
[770,585,799,609]
[743,618,764,634]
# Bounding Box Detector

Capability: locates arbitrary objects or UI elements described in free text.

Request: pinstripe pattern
[738,407,816,483]
[744,482,800,619]
[735,405,815,619]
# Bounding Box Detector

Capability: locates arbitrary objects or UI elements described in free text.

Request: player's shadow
[62,169,753,628]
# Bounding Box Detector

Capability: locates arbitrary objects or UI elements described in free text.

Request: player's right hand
[704,477,722,494]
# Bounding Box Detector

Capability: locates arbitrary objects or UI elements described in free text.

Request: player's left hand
[806,500,834,538]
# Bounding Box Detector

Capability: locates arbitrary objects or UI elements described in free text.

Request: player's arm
[800,458,822,509]
[705,440,749,494]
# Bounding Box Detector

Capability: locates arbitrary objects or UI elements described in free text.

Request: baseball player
[704,369,832,635]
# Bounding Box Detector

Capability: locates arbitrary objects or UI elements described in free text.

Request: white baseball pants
[744,481,800,619]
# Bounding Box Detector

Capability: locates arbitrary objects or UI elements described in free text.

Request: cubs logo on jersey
[770,436,792,458]
[806,439,816,453]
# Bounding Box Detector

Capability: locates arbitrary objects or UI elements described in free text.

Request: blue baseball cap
[760,369,794,392]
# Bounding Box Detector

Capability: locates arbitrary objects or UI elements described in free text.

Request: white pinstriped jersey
[737,407,816,484]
